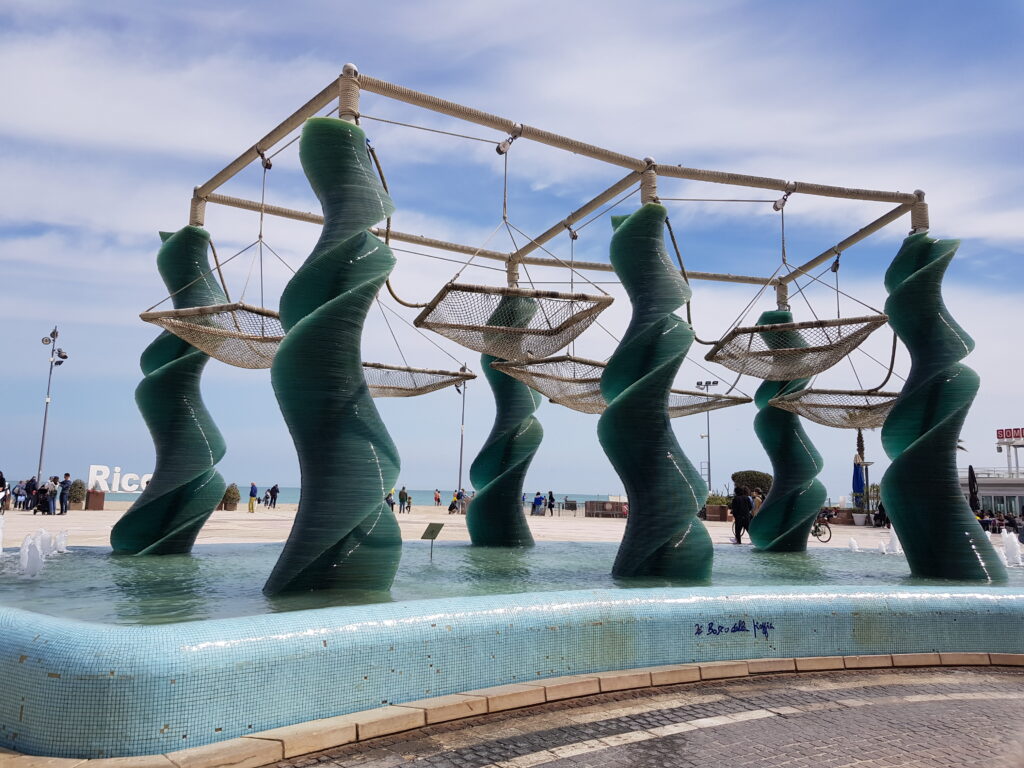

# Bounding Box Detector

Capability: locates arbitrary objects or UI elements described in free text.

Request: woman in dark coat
[730,485,753,544]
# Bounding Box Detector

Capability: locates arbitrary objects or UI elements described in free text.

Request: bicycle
[810,515,832,543]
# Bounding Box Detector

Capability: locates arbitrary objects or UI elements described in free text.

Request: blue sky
[1,0,1022,501]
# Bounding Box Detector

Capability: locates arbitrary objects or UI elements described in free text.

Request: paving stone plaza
[260,667,1024,768]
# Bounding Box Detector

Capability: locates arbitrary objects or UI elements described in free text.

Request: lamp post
[36,327,69,483]
[695,380,719,492]
[455,363,468,510]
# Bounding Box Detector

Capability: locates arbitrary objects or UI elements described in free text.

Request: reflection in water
[109,551,207,624]
[0,541,1020,625]
[746,549,827,585]
[459,545,532,590]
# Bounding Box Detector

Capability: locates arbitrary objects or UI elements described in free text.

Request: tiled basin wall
[1,586,1022,758]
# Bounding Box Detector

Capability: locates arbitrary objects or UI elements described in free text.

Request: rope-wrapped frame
[492,355,752,417]
[704,314,889,381]
[413,283,613,361]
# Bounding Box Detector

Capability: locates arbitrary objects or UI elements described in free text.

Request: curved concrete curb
[2,654,1021,767]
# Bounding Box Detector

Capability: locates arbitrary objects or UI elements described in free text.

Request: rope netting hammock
[142,305,474,397]
[140,302,283,369]
[413,283,613,362]
[768,388,899,430]
[492,356,751,417]
[703,314,889,381]
[363,361,474,397]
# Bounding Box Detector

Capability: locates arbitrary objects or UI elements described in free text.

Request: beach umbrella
[968,464,980,513]
[852,454,866,511]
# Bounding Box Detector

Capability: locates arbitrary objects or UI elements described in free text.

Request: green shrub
[706,493,731,506]
[222,483,241,505]
[730,470,772,493]
[69,479,87,504]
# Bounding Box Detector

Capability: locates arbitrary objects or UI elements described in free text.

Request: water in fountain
[1001,530,1023,567]
[55,530,69,554]
[20,536,43,578]
[883,529,903,555]
[848,538,860,552]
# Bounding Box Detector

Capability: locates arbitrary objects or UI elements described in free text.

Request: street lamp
[695,380,719,492]
[36,327,69,483]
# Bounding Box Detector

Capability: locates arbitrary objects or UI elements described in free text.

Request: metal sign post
[421,523,444,561]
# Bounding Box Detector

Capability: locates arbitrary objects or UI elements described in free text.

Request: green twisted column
[467,297,543,547]
[111,227,227,555]
[880,233,1005,581]
[598,204,712,580]
[748,310,827,551]
[264,118,402,595]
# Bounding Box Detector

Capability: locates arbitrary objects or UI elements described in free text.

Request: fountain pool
[1,541,1022,759]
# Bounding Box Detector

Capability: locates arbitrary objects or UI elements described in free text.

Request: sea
[104,487,620,505]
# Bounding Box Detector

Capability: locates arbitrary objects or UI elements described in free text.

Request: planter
[852,513,868,526]
[704,504,730,522]
[69,501,85,511]
[85,490,105,511]
[223,503,238,511]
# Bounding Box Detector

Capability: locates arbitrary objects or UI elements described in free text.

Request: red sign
[997,428,1024,440]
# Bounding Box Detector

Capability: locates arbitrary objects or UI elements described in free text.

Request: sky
[1,0,1022,502]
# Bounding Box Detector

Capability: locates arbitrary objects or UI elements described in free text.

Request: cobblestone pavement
[263,667,1024,768]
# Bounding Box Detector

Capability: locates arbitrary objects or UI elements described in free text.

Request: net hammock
[492,356,752,417]
[140,302,283,369]
[767,388,899,430]
[413,283,613,362]
[142,305,474,397]
[363,362,475,397]
[704,314,889,381]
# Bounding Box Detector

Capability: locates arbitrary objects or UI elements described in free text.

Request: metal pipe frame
[191,67,923,289]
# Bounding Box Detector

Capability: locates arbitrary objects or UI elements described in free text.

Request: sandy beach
[1,501,909,551]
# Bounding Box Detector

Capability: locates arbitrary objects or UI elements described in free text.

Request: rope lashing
[256,148,272,170]
[910,190,929,233]
[640,157,658,204]
[338,64,361,123]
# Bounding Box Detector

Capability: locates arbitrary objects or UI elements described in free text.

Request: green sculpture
[264,118,402,595]
[598,204,712,580]
[748,310,827,551]
[467,299,543,547]
[111,227,227,555]
[880,233,1005,581]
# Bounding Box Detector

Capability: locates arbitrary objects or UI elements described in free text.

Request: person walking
[532,492,545,516]
[248,482,258,514]
[12,480,24,510]
[547,491,556,516]
[269,484,279,509]
[25,477,37,513]
[59,473,72,515]
[45,476,59,516]
[730,485,754,544]
[434,489,441,506]
[751,487,764,516]
[385,490,395,512]
[398,486,408,514]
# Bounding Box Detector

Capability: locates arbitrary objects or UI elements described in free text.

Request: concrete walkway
[0,503,901,550]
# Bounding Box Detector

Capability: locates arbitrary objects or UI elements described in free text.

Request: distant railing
[958,467,1024,479]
